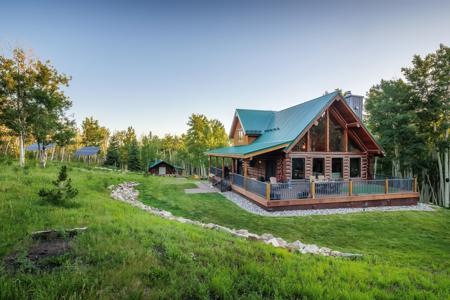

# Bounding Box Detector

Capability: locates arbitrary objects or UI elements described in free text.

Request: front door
[159,166,166,175]
[265,160,276,181]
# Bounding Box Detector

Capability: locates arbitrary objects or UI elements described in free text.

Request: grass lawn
[1,161,449,299]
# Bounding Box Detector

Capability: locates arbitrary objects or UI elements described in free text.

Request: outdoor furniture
[269,177,277,184]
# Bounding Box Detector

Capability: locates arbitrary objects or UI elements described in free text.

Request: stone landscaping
[110,182,362,258]
[221,190,434,217]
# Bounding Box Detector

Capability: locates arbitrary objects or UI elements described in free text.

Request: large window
[292,136,307,152]
[330,117,344,152]
[237,128,244,143]
[350,157,361,178]
[348,138,362,152]
[310,115,326,151]
[312,158,325,176]
[292,158,305,179]
[332,158,343,179]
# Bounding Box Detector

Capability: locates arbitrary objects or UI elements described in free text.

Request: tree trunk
[51,146,56,161]
[19,133,25,167]
[60,147,65,162]
[444,147,449,208]
[39,147,47,168]
[4,139,11,155]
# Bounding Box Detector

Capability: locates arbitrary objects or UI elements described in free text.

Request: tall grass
[0,162,449,299]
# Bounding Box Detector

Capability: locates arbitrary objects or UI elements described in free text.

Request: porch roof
[207,141,288,157]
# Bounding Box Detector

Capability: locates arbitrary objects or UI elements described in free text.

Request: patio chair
[269,177,277,184]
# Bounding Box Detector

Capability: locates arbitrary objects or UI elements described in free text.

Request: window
[332,158,343,179]
[350,157,361,178]
[348,138,362,152]
[292,136,307,152]
[312,158,325,176]
[330,117,344,152]
[292,158,305,179]
[310,115,326,151]
[237,128,244,143]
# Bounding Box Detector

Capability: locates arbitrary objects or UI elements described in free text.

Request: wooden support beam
[307,130,311,152]
[221,157,225,179]
[266,183,271,201]
[310,180,316,199]
[344,128,348,152]
[326,110,330,152]
[413,177,418,193]
[346,122,361,128]
[208,156,211,174]
[385,178,389,194]
[348,180,353,196]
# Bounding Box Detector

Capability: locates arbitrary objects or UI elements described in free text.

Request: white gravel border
[220,190,434,217]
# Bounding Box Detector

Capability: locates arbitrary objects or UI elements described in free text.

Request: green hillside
[1,162,449,299]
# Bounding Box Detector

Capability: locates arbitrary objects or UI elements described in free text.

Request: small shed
[148,160,183,176]
[74,146,100,157]
[74,146,100,164]
[26,143,55,152]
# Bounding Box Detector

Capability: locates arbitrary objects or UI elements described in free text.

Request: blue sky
[1,0,449,136]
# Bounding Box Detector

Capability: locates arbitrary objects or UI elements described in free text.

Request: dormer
[229,109,273,146]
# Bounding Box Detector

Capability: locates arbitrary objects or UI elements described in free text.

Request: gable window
[310,115,326,151]
[312,158,325,176]
[331,158,343,179]
[292,158,305,179]
[350,157,361,178]
[237,128,244,143]
[330,117,344,152]
[348,137,363,152]
[292,136,307,152]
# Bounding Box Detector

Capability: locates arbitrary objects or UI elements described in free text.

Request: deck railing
[231,173,267,199]
[315,180,348,198]
[351,179,386,195]
[209,166,223,178]
[228,174,416,201]
[270,181,310,200]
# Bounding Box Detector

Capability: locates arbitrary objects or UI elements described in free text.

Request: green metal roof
[207,141,288,156]
[207,91,339,157]
[148,160,183,170]
[235,109,274,134]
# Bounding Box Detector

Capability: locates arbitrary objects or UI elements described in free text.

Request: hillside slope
[0,162,449,299]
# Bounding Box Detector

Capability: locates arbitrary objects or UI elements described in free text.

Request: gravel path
[220,190,434,217]
[185,181,217,194]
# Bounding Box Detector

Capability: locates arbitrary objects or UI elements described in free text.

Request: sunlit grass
[0,161,449,299]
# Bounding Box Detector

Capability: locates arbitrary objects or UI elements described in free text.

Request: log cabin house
[207,91,419,210]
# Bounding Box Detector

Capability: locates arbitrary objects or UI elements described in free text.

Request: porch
[209,166,419,210]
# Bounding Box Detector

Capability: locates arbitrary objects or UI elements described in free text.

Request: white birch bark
[19,133,25,167]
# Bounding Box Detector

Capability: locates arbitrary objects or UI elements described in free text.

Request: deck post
[384,178,389,194]
[243,159,248,191]
[413,177,417,193]
[208,156,211,176]
[348,179,353,196]
[310,180,315,199]
[221,157,225,179]
[266,183,271,201]
[215,157,219,175]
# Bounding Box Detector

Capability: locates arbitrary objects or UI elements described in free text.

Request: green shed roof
[148,160,183,170]
[207,91,339,157]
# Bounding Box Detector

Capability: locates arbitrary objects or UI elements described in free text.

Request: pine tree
[104,134,121,167]
[127,139,141,171]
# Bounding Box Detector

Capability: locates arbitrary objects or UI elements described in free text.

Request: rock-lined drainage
[110,182,362,258]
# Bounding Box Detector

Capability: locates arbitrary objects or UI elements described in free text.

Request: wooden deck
[231,184,419,211]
